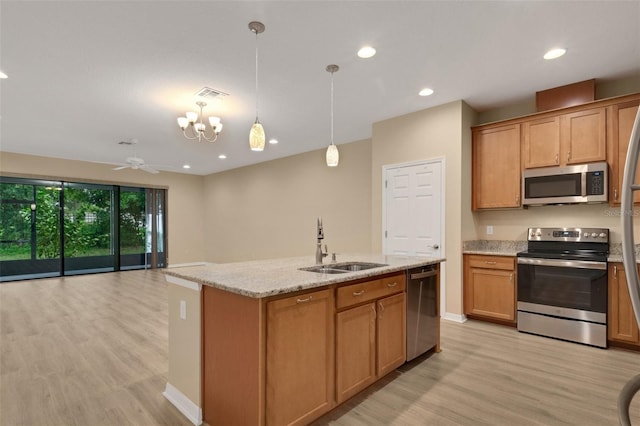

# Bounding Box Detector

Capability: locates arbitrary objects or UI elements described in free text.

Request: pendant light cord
[255,31,259,122]
[330,71,334,146]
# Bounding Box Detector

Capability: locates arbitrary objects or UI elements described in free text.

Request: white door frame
[382,157,446,316]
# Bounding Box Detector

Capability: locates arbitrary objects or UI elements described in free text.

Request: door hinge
[385,180,387,188]
[385,230,388,238]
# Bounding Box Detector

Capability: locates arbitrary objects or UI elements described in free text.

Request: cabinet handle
[353,290,365,296]
[516,194,520,204]
[296,296,313,303]
[387,282,397,288]
[510,273,513,283]
[379,301,385,319]
[614,188,618,201]
[555,153,559,164]
[567,151,571,162]
[485,261,497,265]
[372,304,377,320]
[614,265,618,279]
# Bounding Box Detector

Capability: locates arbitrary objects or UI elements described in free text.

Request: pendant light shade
[326,64,340,167]
[249,21,266,152]
[326,143,339,167]
[250,120,265,151]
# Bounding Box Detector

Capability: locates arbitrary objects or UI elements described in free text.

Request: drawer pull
[296,296,313,303]
[353,290,365,296]
[387,282,398,288]
[485,261,497,265]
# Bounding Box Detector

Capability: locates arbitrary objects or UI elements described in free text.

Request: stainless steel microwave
[522,162,608,206]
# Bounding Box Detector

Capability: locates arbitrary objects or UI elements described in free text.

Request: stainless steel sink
[330,262,388,271]
[299,262,388,274]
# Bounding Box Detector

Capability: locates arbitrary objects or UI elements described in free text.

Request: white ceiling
[1,1,639,176]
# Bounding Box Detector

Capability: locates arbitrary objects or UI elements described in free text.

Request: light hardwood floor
[2,270,640,425]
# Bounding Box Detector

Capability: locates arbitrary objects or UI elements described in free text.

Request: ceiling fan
[112,156,159,174]
[112,138,160,174]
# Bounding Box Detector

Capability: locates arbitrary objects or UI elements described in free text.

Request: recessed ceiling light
[357,46,376,59]
[419,88,434,97]
[218,154,227,159]
[182,164,191,169]
[544,48,566,60]
[269,139,278,144]
[0,71,7,79]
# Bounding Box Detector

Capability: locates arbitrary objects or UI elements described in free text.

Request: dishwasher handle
[410,269,437,280]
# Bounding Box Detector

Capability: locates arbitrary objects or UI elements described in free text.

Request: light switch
[487,226,493,235]
[180,300,187,320]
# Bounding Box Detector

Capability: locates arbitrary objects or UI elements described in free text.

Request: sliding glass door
[63,182,115,275]
[0,180,62,280]
[0,177,167,282]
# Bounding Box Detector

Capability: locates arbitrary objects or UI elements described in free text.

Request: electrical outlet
[487,226,493,235]
[180,300,187,320]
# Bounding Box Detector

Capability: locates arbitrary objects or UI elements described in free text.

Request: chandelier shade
[177,101,223,143]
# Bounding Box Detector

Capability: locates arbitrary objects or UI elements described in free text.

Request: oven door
[517,257,608,322]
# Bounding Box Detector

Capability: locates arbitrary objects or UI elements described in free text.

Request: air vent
[195,87,229,99]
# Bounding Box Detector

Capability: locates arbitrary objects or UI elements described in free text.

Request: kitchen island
[163,254,443,426]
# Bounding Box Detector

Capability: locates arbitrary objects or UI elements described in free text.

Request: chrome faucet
[315,217,328,264]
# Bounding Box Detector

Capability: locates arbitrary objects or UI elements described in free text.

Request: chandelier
[177,101,223,143]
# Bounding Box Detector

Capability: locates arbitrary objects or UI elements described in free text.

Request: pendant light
[326,64,339,167]
[248,21,266,152]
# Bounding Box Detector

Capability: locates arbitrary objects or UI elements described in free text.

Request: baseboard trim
[442,312,467,323]
[163,382,202,426]
[167,262,210,268]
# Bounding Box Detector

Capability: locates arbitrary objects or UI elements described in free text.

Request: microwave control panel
[586,171,605,195]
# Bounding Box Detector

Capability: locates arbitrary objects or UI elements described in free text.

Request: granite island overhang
[162,254,444,426]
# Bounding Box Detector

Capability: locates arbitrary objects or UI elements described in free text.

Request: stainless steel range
[517,227,609,348]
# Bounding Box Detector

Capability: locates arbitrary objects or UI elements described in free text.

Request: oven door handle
[517,257,607,270]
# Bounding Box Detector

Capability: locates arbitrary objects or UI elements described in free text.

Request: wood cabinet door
[609,100,640,205]
[560,107,606,165]
[608,263,640,344]
[335,302,376,404]
[376,292,406,377]
[266,289,335,426]
[466,267,516,322]
[523,116,560,168]
[472,123,521,210]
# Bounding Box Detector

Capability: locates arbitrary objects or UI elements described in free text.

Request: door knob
[432,244,439,250]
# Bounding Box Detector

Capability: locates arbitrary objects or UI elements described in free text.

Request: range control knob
[583,232,591,238]
[536,231,542,237]
[599,232,607,238]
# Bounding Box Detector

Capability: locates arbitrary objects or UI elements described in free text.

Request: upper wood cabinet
[523,107,606,169]
[472,123,521,210]
[608,99,640,205]
[523,116,560,168]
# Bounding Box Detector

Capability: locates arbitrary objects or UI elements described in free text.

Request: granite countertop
[608,243,640,263]
[462,240,527,257]
[164,253,444,298]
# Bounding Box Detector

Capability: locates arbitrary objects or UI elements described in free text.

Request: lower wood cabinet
[266,288,335,426]
[463,254,516,323]
[608,262,640,347]
[335,274,406,404]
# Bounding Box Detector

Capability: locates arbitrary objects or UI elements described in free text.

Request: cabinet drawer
[337,273,406,310]
[467,255,514,271]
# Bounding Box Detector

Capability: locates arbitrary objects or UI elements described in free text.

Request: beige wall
[167,282,201,405]
[202,139,372,263]
[0,152,206,265]
[371,100,470,316]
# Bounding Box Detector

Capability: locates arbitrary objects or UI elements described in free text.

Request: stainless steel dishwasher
[406,264,439,361]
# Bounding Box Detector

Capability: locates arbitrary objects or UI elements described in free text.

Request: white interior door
[383,160,443,258]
